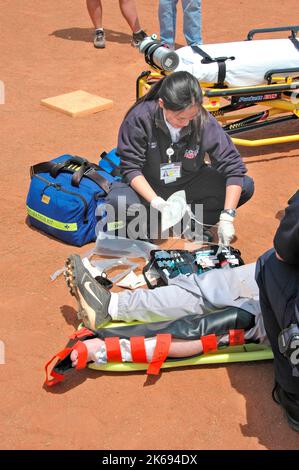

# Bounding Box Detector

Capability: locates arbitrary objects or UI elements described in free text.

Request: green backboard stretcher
[84,322,273,372]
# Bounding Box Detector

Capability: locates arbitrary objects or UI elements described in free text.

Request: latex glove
[151,196,186,231]
[150,196,169,212]
[217,212,235,246]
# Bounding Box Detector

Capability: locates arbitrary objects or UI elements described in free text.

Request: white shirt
[163,111,182,143]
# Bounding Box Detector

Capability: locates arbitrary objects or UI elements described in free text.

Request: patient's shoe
[65,254,111,329]
[272,382,299,432]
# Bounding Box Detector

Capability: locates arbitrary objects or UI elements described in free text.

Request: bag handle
[31,156,88,178]
[99,151,121,177]
[31,156,112,194]
[75,167,111,194]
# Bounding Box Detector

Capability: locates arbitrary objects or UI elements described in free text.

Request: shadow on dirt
[233,120,299,160]
[43,317,299,449]
[226,361,299,449]
[43,363,156,394]
[50,27,184,49]
[60,305,81,329]
[42,304,163,393]
[50,27,133,44]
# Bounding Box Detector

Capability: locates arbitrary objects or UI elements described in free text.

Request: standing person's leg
[86,0,102,28]
[181,0,202,46]
[158,0,178,48]
[119,0,147,47]
[256,249,299,431]
[256,249,299,393]
[119,0,141,32]
[86,0,105,48]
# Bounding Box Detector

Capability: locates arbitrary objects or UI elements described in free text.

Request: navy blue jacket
[117,100,247,193]
[274,190,299,265]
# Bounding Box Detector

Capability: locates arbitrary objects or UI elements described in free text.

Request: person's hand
[217,212,235,246]
[150,196,169,213]
[151,196,186,231]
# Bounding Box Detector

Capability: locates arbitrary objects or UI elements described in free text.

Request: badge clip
[166,146,174,164]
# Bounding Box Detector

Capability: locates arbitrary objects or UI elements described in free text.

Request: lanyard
[166,145,175,164]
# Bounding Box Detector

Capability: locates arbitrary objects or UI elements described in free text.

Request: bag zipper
[34,174,89,223]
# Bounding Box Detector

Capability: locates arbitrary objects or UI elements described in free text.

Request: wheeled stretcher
[137,26,299,147]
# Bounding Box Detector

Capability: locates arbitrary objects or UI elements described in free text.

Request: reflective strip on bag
[27,205,78,231]
[107,221,126,231]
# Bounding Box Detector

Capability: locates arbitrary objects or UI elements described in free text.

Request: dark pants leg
[104,169,254,237]
[255,249,299,394]
[185,166,254,225]
[103,181,151,239]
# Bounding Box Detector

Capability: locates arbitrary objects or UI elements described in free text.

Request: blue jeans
[158,0,202,47]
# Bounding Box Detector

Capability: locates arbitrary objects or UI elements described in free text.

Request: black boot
[272,382,299,432]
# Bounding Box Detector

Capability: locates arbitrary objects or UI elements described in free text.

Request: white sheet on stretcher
[174,38,299,87]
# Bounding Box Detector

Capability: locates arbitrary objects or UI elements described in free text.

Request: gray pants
[114,263,266,343]
[115,283,205,323]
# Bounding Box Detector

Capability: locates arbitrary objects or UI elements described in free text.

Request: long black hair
[126,71,208,137]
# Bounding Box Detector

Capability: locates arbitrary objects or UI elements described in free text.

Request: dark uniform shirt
[117,100,247,195]
[274,190,299,265]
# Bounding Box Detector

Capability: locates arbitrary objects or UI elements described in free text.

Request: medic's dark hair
[125,71,209,133]
[152,71,204,110]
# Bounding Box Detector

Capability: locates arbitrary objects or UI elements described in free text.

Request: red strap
[72,341,88,369]
[105,337,122,362]
[70,328,94,340]
[44,347,72,386]
[130,336,148,363]
[229,329,245,346]
[44,339,90,386]
[147,334,172,375]
[201,334,217,353]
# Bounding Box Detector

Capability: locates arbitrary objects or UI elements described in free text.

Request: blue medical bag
[26,153,118,246]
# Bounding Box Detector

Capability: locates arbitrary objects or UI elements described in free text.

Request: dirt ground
[1,0,299,450]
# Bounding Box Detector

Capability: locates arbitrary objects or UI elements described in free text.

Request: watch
[221,209,236,217]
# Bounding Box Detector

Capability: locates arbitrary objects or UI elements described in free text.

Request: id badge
[160,162,181,184]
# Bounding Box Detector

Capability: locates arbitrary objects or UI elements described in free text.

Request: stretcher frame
[136,26,299,147]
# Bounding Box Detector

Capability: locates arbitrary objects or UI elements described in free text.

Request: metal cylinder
[139,36,179,72]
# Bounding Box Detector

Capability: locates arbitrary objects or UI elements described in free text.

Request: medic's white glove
[217,212,236,246]
[150,196,169,213]
[151,195,186,232]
